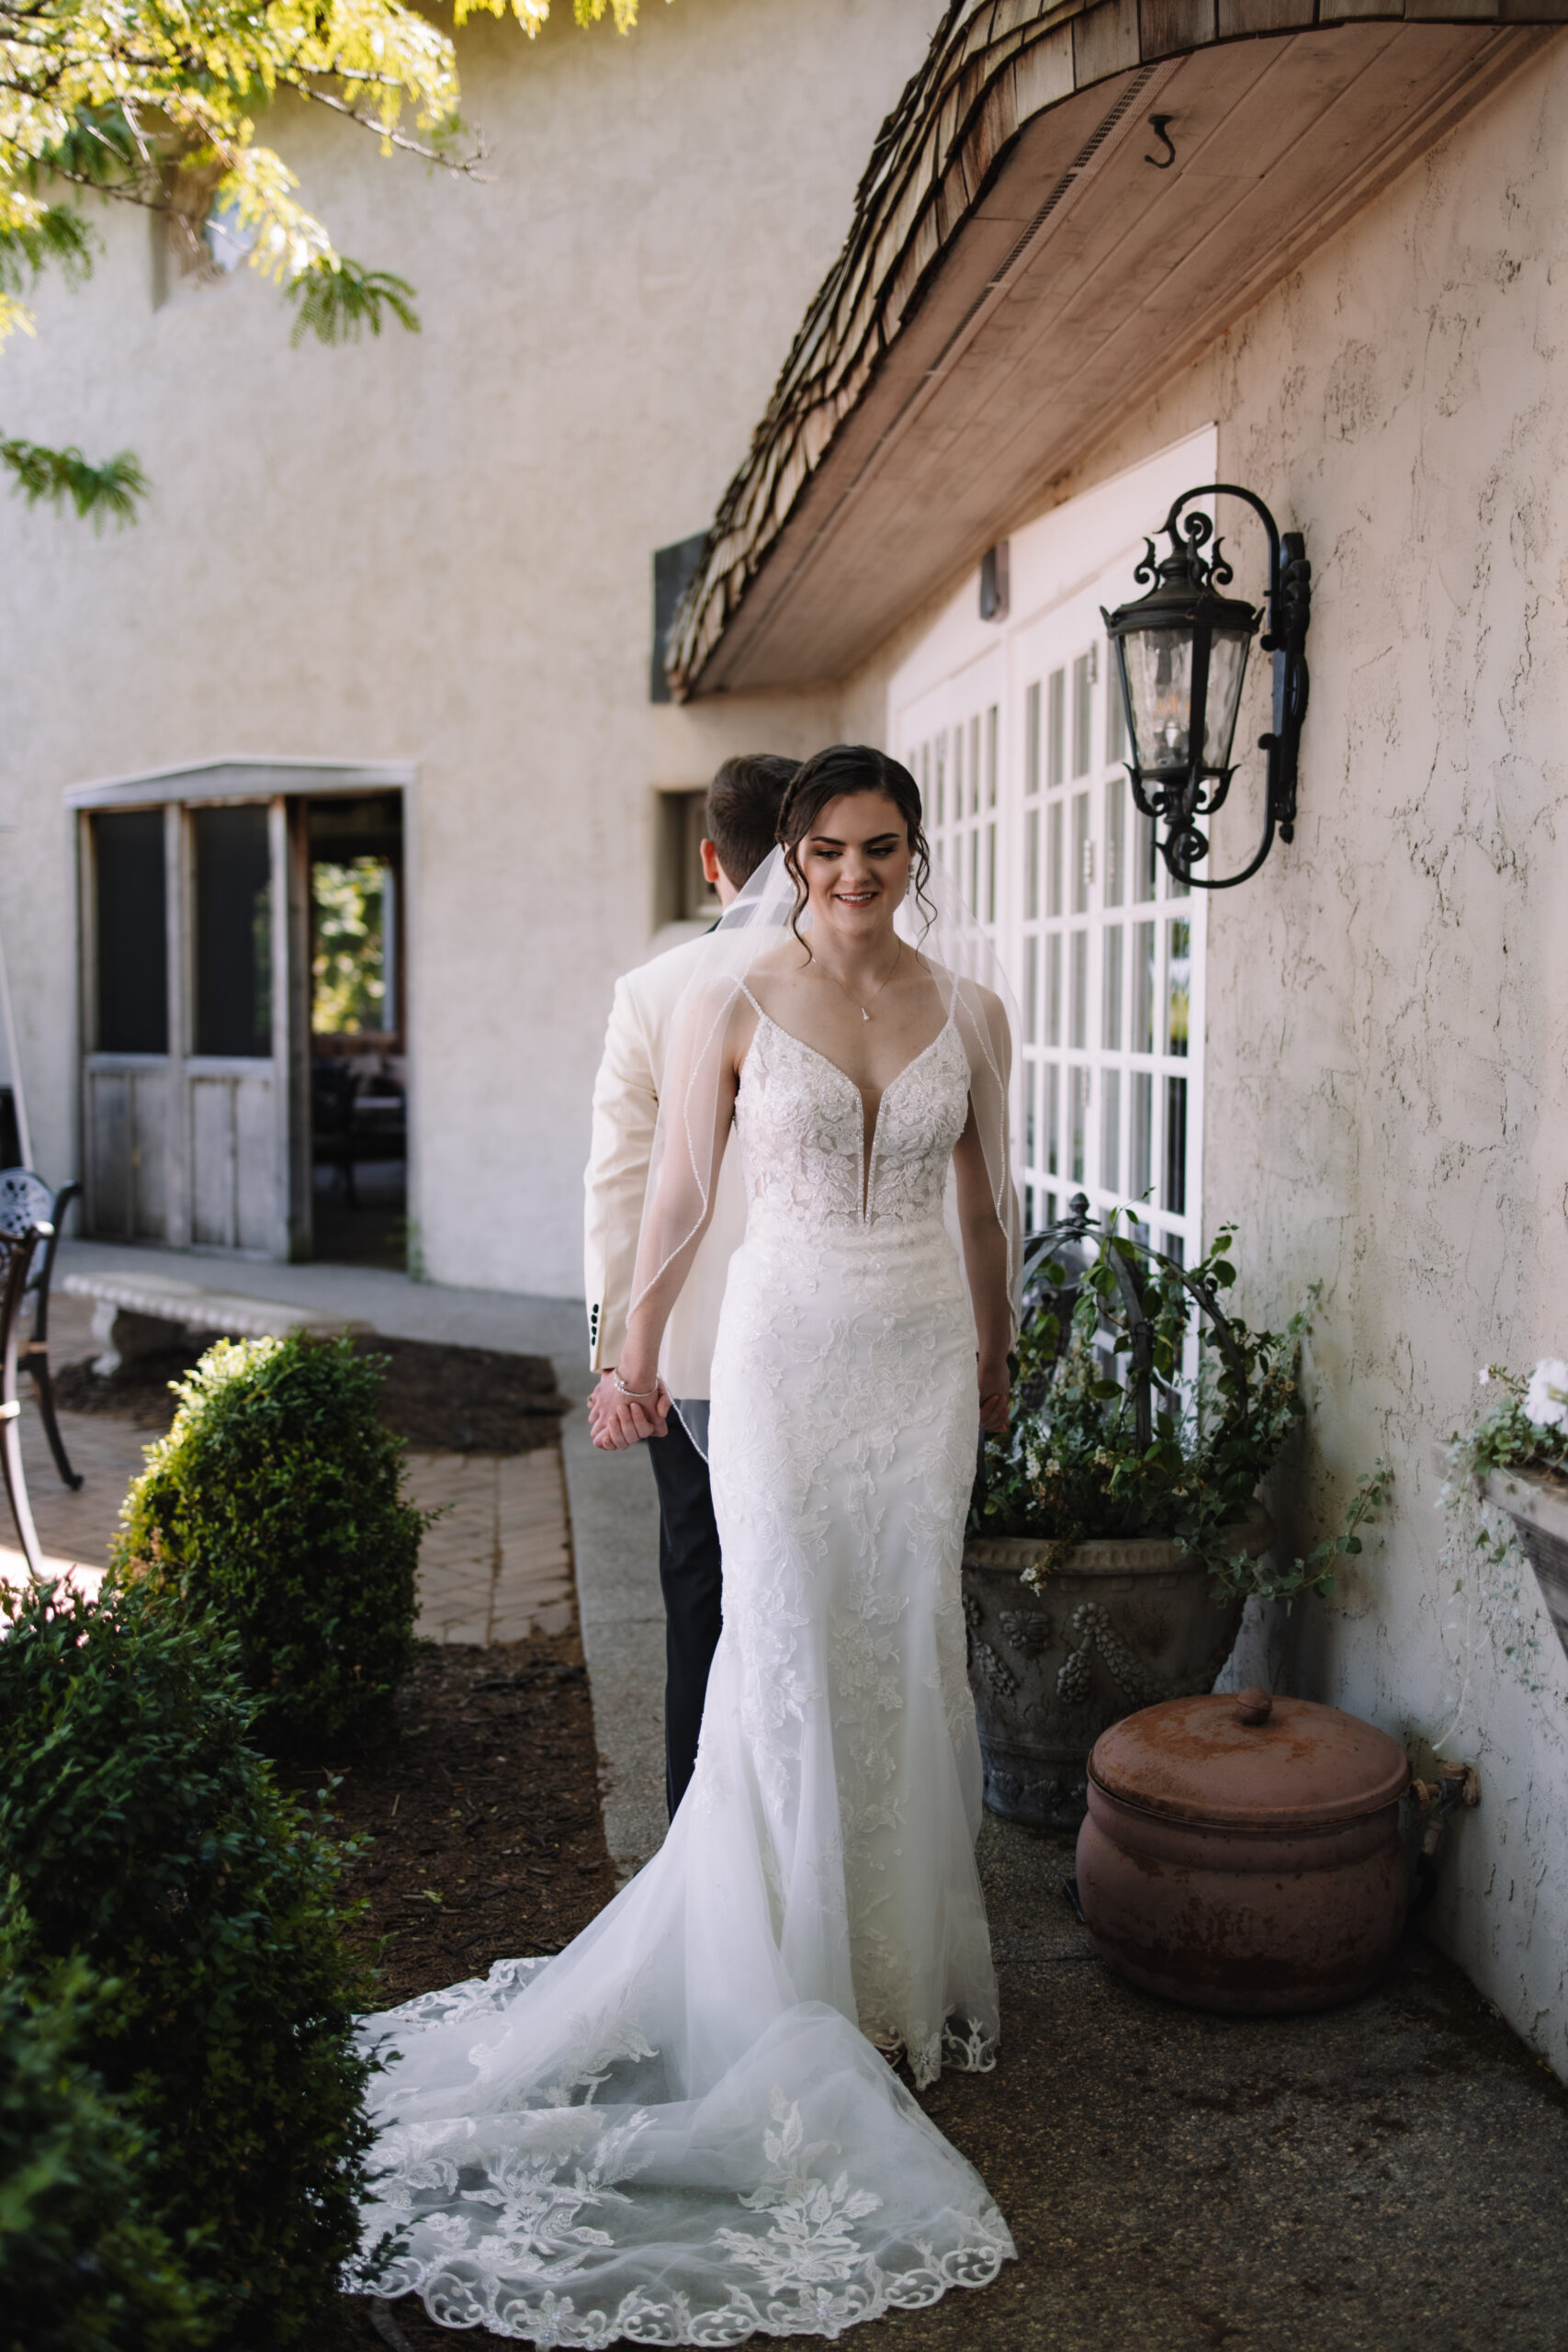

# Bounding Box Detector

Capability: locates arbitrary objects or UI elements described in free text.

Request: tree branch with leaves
[0,0,650,522]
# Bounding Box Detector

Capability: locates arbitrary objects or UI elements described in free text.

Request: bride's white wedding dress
[351,987,1015,2344]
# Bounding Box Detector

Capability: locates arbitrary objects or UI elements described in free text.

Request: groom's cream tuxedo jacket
[584,932,745,1400]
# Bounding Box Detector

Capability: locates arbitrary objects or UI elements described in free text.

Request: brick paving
[0,1291,574,1643]
[407,1446,574,1645]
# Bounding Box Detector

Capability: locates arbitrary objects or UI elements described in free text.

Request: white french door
[1010,577,1205,1268]
[893,435,1213,1272]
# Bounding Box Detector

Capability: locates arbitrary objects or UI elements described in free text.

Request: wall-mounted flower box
[1483,1466,1568,1665]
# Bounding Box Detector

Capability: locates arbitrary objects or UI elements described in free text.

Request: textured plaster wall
[977,48,1568,2072]
[0,0,934,1292]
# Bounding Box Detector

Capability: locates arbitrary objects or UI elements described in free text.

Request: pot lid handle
[1234,1687,1273,1726]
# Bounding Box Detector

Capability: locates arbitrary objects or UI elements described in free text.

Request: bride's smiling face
[795,791,913,946]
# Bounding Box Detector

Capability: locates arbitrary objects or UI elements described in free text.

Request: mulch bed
[293,1630,619,2351]
[52,1332,573,1453]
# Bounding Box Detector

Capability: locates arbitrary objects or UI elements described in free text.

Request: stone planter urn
[962,1509,1274,1829]
[1484,1465,1568,1664]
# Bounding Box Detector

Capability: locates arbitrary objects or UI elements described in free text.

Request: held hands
[594,1362,1002,1443]
[977,1357,1011,1436]
[589,1364,671,1451]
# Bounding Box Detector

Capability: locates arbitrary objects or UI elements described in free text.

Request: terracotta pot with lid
[1076,1687,1411,2015]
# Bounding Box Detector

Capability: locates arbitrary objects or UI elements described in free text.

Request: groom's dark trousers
[646,1408,724,1817]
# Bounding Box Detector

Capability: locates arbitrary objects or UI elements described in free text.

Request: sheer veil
[628,842,1022,1404]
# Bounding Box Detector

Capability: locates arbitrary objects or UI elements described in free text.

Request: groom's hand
[977,1358,1011,1435]
[590,1368,671,1451]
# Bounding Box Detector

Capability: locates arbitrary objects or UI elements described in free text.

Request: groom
[583,753,798,1815]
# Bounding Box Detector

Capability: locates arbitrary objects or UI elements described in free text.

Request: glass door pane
[193,803,272,1057]
[95,809,167,1053]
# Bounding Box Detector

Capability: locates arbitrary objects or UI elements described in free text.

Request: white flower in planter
[1523,1356,1568,1431]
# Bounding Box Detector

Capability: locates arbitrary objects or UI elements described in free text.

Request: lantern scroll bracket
[1102,481,1312,891]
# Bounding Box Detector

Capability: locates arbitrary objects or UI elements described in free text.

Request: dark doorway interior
[193,803,272,1057]
[95,808,168,1053]
[307,793,406,1269]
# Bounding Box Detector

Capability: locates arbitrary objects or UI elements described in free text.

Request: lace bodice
[735,1010,972,1239]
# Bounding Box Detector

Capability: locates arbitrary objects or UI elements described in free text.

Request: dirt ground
[311,1787,1568,2352]
[52,1332,571,1453]
[293,1633,617,2352]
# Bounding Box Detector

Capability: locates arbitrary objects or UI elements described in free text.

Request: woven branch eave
[663,0,1560,700]
[662,0,1123,701]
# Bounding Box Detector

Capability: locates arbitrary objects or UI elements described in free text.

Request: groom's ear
[700,838,724,888]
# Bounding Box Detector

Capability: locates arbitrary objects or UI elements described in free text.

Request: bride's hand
[977,1359,1010,1435]
[592,1362,671,1451]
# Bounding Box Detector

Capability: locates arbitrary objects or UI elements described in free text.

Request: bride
[351,746,1021,2345]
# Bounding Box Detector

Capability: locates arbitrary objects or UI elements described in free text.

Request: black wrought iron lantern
[1102,483,1311,889]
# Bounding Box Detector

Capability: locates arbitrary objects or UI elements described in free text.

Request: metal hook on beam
[1145,115,1176,170]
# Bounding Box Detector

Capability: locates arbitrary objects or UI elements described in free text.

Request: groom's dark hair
[705,754,800,888]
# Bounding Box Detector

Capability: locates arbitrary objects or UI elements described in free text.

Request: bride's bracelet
[612,1370,660,1401]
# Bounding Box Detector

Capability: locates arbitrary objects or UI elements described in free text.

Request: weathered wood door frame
[70,758,414,1261]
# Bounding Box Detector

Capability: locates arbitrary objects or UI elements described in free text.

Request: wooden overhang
[666,0,1564,700]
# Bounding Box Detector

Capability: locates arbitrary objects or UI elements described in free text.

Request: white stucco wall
[1206,51,1568,2077]
[0,0,935,1291]
[851,45,1568,2073]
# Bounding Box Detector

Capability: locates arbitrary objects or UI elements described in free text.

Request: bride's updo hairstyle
[778,744,934,953]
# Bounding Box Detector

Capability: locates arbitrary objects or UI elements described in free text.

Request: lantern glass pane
[1201,626,1252,771]
[1122,626,1193,775]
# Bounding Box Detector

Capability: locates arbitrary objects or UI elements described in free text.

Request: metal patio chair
[0,1188,52,1578]
[0,1170,84,1492]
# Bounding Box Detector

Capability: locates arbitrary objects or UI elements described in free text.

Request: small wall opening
[653,787,719,936]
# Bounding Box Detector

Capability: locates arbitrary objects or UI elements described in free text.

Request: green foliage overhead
[0,0,658,514]
[284,257,420,347]
[0,435,146,526]
[0,1577,382,2347]
[114,1330,424,1750]
[974,1222,1387,1604]
[0,1949,214,2349]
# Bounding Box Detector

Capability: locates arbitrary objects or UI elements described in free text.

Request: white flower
[1477,1367,1492,1387]
[1524,1356,1568,1431]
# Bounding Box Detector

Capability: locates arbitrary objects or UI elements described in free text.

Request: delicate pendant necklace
[815,939,902,1022]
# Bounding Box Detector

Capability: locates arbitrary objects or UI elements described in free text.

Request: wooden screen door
[81,793,306,1256]
[76,761,412,1261]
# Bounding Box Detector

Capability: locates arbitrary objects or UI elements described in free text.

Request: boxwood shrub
[0,1577,383,2348]
[0,1945,212,2350]
[114,1330,423,1750]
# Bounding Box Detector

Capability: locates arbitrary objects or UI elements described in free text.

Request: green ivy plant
[973,1216,1387,1603]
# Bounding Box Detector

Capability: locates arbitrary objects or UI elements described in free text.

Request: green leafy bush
[0,1577,383,2348]
[114,1331,423,1749]
[975,1218,1386,1602]
[0,1946,212,2350]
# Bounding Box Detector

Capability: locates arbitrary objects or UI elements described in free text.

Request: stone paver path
[0,1291,573,1645]
[410,1447,573,1645]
